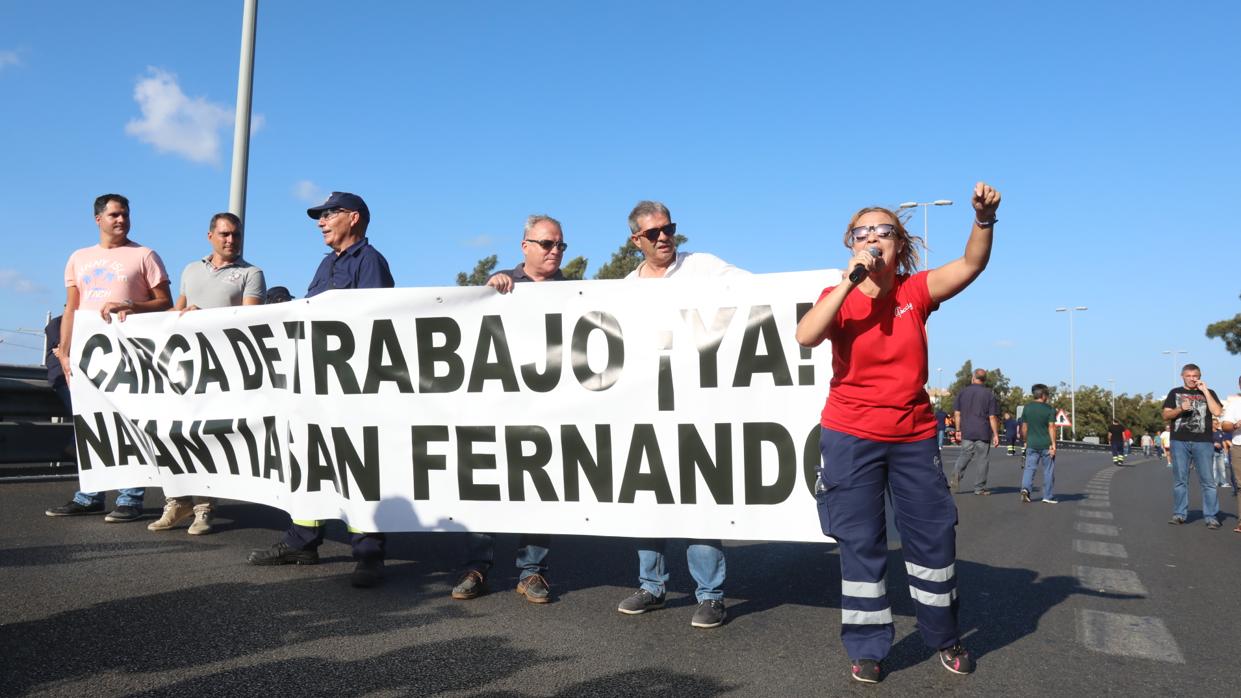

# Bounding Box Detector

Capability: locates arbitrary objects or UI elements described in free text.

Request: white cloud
[124,67,264,165]
[994,339,1016,349]
[292,180,325,203]
[0,50,20,71]
[0,268,47,294]
[463,234,496,249]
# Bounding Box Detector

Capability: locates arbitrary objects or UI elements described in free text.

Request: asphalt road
[1,448,1237,696]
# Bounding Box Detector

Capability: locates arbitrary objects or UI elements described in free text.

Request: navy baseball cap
[307,192,370,224]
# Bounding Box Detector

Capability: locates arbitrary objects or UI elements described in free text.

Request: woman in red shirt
[796,182,1001,685]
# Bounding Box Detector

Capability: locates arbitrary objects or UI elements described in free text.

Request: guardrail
[0,363,75,478]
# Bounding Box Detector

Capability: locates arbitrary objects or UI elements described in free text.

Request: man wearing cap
[148,212,265,536]
[247,192,394,587]
[451,214,566,605]
[614,200,747,630]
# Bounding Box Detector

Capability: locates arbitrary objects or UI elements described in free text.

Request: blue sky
[1,1,1237,399]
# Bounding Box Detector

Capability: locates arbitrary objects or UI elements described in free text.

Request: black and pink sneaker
[939,643,976,675]
[850,659,882,684]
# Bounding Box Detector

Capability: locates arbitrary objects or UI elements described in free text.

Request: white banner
[69,270,840,542]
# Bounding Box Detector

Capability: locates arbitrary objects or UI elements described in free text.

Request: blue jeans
[465,532,550,581]
[1170,440,1218,520]
[74,488,144,508]
[637,539,725,602]
[1021,449,1055,499]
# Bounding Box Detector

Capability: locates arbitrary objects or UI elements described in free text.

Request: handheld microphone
[848,246,881,283]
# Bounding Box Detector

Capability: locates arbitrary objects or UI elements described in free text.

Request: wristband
[975,217,997,228]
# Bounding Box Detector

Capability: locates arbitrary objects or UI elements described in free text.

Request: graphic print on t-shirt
[77,259,131,303]
[1173,393,1208,434]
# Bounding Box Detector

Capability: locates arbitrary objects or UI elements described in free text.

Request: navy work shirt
[954,383,999,441]
[306,237,394,298]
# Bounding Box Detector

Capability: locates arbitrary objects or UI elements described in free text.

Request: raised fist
[973,182,1001,222]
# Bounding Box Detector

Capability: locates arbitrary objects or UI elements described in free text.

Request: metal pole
[923,205,930,271]
[228,0,259,221]
[1069,309,1076,440]
[42,311,51,367]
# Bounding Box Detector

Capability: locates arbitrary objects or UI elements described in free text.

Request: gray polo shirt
[179,256,266,309]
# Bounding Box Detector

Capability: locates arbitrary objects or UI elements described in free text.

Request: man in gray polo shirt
[148,211,265,536]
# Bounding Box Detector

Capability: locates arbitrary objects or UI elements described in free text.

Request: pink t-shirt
[64,241,169,311]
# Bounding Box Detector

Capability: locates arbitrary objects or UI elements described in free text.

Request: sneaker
[617,588,665,615]
[516,573,551,604]
[691,599,727,628]
[351,558,384,588]
[850,659,882,684]
[104,505,143,523]
[451,569,487,600]
[247,541,319,565]
[1167,516,1186,525]
[148,498,194,531]
[973,489,991,496]
[187,503,214,536]
[45,500,104,517]
[1205,518,1221,530]
[1041,498,1059,504]
[1020,489,1031,503]
[939,643,976,675]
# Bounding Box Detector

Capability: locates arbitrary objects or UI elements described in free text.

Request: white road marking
[1075,522,1120,536]
[1077,610,1184,663]
[1073,565,1147,595]
[1073,539,1128,557]
[1077,510,1114,520]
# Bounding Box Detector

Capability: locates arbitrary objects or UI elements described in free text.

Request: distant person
[1107,420,1127,466]
[1211,419,1230,489]
[1003,412,1019,456]
[450,214,568,606]
[614,200,747,631]
[43,314,70,413]
[45,194,172,522]
[1162,364,1223,528]
[1019,384,1057,503]
[1140,432,1153,457]
[935,407,948,450]
[247,192,394,588]
[951,369,1000,495]
[1122,426,1132,457]
[148,212,265,537]
[796,182,1001,683]
[264,285,293,303]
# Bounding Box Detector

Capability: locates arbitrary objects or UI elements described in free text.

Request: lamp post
[1056,306,1088,440]
[937,367,943,405]
[228,0,259,221]
[1161,350,1187,384]
[898,199,953,270]
[1107,377,1115,421]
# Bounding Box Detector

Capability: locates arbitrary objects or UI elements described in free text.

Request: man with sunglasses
[247,191,394,588]
[452,214,566,604]
[616,200,747,629]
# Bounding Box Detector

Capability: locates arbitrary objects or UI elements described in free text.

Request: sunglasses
[849,224,897,243]
[317,208,349,221]
[636,222,677,242]
[525,238,568,252]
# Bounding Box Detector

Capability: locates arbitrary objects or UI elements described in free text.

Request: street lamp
[898,199,953,270]
[1161,350,1187,384]
[1056,306,1088,440]
[1107,377,1115,421]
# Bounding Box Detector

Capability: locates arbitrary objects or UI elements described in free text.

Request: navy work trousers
[817,428,961,661]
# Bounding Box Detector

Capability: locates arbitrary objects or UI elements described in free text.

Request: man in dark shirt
[1107,420,1127,466]
[1003,412,1019,456]
[449,214,567,606]
[247,192,395,586]
[951,369,1000,494]
[1162,363,1223,528]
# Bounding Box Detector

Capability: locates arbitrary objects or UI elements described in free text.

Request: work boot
[148,498,194,532]
[187,502,214,535]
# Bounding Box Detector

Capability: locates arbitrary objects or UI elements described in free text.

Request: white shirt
[1222,393,1241,445]
[626,251,748,279]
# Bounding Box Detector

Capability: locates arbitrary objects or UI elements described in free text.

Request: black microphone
[848,246,881,283]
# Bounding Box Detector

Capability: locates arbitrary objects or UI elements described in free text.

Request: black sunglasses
[524,238,568,252]
[636,222,677,242]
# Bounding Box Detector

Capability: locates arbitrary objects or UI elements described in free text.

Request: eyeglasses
[636,222,677,242]
[524,239,568,252]
[317,208,349,221]
[849,224,897,243]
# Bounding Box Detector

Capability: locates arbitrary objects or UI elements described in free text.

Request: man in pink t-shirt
[45,194,172,523]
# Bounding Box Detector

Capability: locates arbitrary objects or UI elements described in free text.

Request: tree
[456,255,497,286]
[561,256,588,281]
[1206,296,1241,354]
[592,234,689,280]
